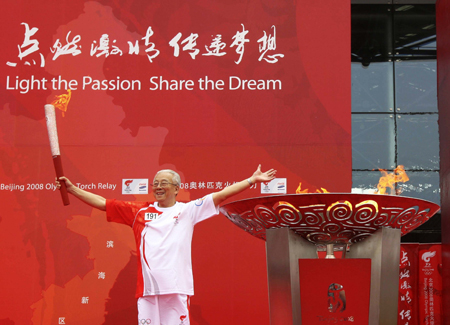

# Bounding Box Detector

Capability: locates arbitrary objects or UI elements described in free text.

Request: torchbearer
[56,164,276,324]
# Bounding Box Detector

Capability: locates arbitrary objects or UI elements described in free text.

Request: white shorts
[137,294,190,325]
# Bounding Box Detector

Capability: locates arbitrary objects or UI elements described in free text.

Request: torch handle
[53,155,70,206]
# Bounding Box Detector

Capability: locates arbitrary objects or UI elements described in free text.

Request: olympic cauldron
[219,193,440,325]
[219,193,440,246]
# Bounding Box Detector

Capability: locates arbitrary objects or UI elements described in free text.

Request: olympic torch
[45,104,70,205]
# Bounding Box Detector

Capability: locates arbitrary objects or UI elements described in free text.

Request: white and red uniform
[105,194,219,323]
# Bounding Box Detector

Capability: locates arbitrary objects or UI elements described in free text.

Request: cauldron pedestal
[220,194,440,325]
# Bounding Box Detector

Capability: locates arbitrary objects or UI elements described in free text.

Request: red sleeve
[105,199,149,227]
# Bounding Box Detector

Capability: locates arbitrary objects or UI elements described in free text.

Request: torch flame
[296,183,309,194]
[376,165,409,195]
[294,165,409,195]
[296,183,329,194]
[51,89,72,117]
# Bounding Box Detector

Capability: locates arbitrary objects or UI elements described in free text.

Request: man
[56,165,276,325]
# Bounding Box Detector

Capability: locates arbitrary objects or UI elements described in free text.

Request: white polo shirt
[106,194,219,297]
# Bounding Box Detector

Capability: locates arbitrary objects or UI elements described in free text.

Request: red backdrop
[0,0,351,324]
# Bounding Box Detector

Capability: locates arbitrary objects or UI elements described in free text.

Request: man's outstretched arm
[212,165,276,207]
[56,176,107,211]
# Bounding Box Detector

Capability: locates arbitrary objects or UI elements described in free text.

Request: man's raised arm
[212,165,276,207]
[56,176,107,211]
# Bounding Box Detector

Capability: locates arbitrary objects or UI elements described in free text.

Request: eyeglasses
[152,181,178,188]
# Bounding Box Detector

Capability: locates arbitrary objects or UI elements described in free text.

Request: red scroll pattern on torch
[219,194,440,244]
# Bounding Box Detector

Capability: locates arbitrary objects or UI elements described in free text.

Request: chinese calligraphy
[257,25,284,63]
[7,23,45,67]
[51,31,82,60]
[230,24,250,64]
[7,23,285,68]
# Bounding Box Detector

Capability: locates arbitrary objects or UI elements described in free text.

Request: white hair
[154,169,181,186]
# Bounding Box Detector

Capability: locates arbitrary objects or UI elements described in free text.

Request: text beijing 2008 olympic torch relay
[45,104,70,206]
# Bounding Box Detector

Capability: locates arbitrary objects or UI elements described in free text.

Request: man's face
[152,172,179,207]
